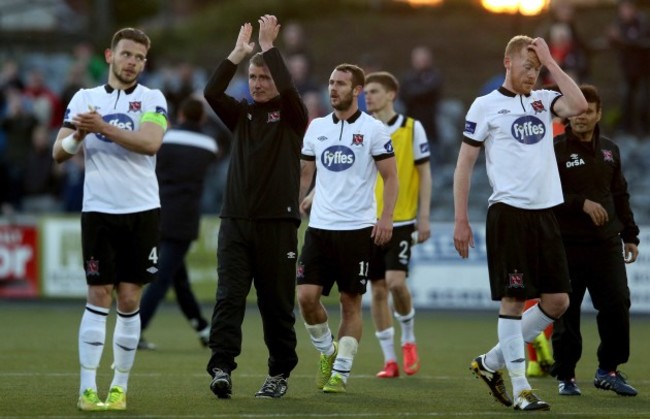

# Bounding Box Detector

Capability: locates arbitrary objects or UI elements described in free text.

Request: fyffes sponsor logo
[511,116,545,144]
[96,114,135,142]
[321,145,355,172]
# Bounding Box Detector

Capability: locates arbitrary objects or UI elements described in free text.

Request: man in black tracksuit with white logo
[203,15,308,399]
[551,84,640,397]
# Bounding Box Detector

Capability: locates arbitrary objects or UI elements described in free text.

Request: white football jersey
[64,84,168,213]
[302,111,394,230]
[463,87,562,209]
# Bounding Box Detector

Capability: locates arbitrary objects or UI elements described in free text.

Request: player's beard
[331,93,354,112]
[112,65,138,86]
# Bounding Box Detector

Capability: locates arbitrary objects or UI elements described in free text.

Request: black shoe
[210,368,232,399]
[255,374,288,399]
[558,378,581,396]
[594,370,638,396]
[137,337,156,350]
[470,355,513,407]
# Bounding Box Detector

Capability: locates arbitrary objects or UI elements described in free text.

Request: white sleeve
[301,119,317,157]
[412,119,430,161]
[144,89,168,119]
[63,89,85,125]
[463,97,488,143]
[371,120,394,156]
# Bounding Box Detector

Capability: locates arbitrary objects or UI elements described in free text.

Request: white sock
[332,336,358,383]
[375,327,396,363]
[484,343,505,371]
[521,304,554,343]
[395,308,416,344]
[79,304,109,395]
[498,316,530,397]
[305,322,335,356]
[110,309,140,391]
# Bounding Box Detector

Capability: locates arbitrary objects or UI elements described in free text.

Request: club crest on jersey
[267,110,280,123]
[602,149,614,162]
[531,100,546,114]
[351,133,364,146]
[128,101,142,112]
[511,116,546,144]
[384,140,394,153]
[86,257,100,276]
[508,271,524,288]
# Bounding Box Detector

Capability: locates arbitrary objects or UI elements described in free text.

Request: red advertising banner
[0,225,39,298]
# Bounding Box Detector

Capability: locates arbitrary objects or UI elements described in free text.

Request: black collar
[104,83,138,95]
[332,109,362,124]
[498,86,530,98]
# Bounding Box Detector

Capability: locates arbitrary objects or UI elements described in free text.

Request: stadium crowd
[2,1,650,223]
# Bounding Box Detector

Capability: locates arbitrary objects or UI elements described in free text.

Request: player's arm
[374,156,398,246]
[299,159,316,217]
[72,111,166,155]
[416,161,432,243]
[52,125,87,163]
[453,141,481,258]
[528,37,587,118]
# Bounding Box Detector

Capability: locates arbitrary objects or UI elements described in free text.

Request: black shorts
[297,227,374,296]
[486,203,571,300]
[369,224,415,280]
[81,209,160,286]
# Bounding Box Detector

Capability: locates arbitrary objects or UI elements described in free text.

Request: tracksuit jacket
[553,125,639,245]
[203,47,308,224]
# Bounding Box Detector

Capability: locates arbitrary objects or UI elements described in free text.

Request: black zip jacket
[156,122,217,241]
[204,47,308,223]
[553,125,640,245]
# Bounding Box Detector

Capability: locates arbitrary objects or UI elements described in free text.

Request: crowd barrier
[2,217,649,313]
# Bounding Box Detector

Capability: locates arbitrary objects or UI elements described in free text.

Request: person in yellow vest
[364,71,432,378]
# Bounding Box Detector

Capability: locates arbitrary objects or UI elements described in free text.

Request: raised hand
[228,22,255,65]
[258,14,280,51]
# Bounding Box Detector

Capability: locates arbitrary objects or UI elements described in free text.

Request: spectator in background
[540,22,589,87]
[537,0,590,85]
[138,97,217,351]
[163,62,197,124]
[73,42,106,84]
[286,52,326,121]
[23,69,63,130]
[607,0,650,137]
[400,46,442,153]
[22,124,60,213]
[1,85,39,212]
[282,21,313,65]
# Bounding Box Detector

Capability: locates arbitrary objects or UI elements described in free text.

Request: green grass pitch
[1,301,649,418]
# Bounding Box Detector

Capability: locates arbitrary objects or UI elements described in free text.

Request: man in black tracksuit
[203,15,308,399]
[551,84,640,397]
[139,97,217,350]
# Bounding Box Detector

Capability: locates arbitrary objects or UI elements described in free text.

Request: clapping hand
[258,14,280,51]
[228,22,255,64]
